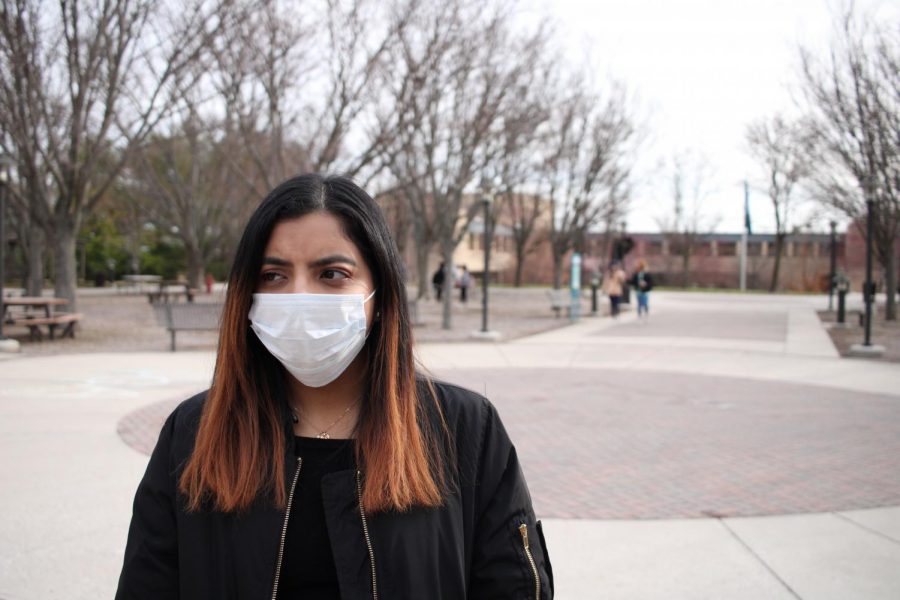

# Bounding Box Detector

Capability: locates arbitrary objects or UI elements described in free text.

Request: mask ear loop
[363,289,379,321]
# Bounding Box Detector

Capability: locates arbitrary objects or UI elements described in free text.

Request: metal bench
[147,287,196,304]
[153,303,222,351]
[546,289,571,318]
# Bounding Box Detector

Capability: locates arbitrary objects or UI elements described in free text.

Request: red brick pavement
[117,368,900,520]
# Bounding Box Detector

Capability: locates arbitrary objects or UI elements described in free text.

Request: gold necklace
[291,399,358,439]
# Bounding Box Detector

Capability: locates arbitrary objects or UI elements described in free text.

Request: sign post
[570,252,582,321]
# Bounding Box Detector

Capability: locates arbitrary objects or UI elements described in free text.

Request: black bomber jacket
[116,380,554,599]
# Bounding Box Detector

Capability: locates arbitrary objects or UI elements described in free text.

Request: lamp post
[863,193,875,346]
[850,180,884,356]
[828,220,837,311]
[480,192,492,333]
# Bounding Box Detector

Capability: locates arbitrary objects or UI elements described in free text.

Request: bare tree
[0,0,226,309]
[2,180,44,294]
[129,106,230,288]
[381,0,550,328]
[746,114,811,292]
[490,58,553,287]
[209,0,407,199]
[540,81,636,289]
[502,192,548,286]
[656,151,717,287]
[799,7,899,318]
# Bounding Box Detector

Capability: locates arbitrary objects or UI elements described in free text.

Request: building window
[669,239,688,256]
[718,242,737,256]
[747,242,762,256]
[646,241,663,256]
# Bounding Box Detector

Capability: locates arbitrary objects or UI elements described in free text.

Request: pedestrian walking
[458,264,472,303]
[604,260,627,317]
[431,261,445,301]
[116,174,552,599]
[629,259,654,320]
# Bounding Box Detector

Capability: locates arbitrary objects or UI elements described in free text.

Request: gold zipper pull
[519,523,530,549]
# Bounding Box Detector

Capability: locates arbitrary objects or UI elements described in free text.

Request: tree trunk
[441,245,454,330]
[26,223,45,296]
[129,226,141,274]
[769,235,784,293]
[551,251,564,290]
[185,244,205,291]
[52,223,78,312]
[681,247,690,288]
[513,244,525,287]
[415,241,430,300]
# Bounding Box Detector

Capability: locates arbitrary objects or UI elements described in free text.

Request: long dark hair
[180,174,445,513]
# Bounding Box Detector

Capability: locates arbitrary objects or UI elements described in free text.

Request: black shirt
[277,436,356,599]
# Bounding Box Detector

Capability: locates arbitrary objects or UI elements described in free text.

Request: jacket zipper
[356,470,379,600]
[271,457,303,600]
[519,522,541,600]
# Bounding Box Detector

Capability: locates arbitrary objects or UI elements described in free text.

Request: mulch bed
[818,305,900,362]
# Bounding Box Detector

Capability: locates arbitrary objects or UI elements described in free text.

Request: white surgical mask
[249,290,376,388]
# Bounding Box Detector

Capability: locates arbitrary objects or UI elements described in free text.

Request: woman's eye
[321,269,349,280]
[261,271,283,282]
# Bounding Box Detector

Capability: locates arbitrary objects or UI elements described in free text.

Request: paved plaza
[1,291,899,599]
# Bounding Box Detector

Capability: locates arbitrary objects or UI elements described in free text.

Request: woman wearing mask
[116,174,553,599]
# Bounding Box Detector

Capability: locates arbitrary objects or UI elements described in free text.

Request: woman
[116,174,553,599]
[604,260,626,318]
[629,259,654,319]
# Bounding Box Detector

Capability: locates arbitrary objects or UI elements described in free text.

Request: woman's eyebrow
[262,256,292,267]
[309,254,357,268]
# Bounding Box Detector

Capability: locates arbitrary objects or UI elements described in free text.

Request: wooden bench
[10,313,84,341]
[154,303,222,351]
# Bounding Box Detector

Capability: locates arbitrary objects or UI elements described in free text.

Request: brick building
[387,191,897,293]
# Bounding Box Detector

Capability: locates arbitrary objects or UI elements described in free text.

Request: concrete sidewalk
[0,291,898,599]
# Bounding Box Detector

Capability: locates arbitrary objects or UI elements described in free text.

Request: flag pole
[740,181,749,292]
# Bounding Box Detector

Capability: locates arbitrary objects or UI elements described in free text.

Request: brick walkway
[118,366,900,520]
[8,291,899,600]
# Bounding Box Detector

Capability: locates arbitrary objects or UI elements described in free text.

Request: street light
[828,220,837,312]
[850,178,884,357]
[863,186,877,346]
[480,192,493,333]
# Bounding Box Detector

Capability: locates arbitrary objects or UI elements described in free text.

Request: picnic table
[1,296,83,341]
[116,274,163,294]
[146,281,196,304]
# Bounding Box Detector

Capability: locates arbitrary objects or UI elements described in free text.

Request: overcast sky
[526,0,898,234]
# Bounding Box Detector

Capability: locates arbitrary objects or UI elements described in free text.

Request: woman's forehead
[264,213,360,258]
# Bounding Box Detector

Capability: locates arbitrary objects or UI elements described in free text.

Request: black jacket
[628,271,653,293]
[116,380,553,599]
